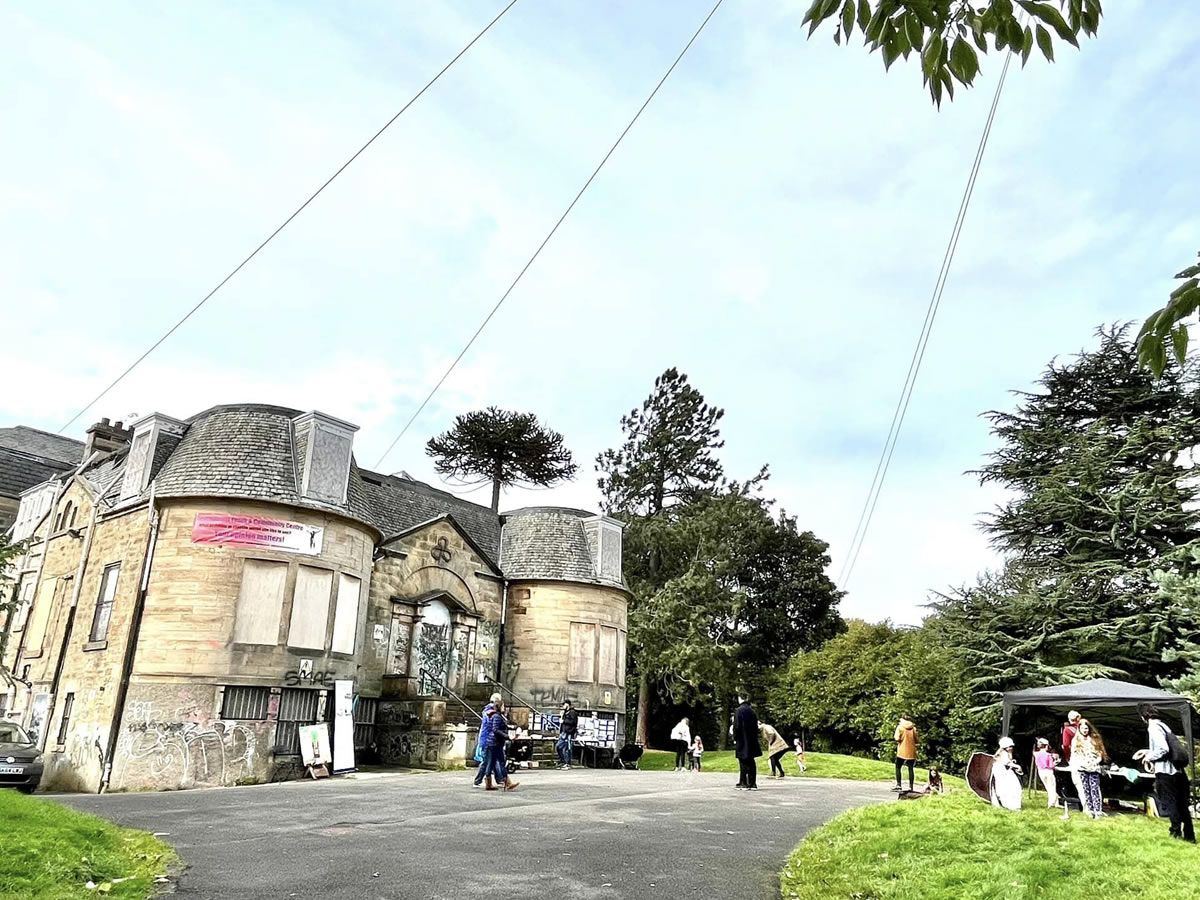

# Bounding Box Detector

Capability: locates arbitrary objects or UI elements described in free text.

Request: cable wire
[374,0,726,468]
[838,50,1015,590]
[58,0,520,434]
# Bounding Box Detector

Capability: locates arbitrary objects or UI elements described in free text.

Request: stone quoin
[0,404,628,791]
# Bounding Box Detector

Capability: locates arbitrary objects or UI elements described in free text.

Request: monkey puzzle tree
[426,407,578,511]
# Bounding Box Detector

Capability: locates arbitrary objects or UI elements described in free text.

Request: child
[691,735,704,771]
[1033,737,1060,808]
[793,737,807,773]
[926,765,944,794]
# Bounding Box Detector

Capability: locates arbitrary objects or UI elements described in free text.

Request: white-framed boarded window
[89,563,121,642]
[617,631,627,687]
[232,560,288,645]
[567,622,596,683]
[23,577,58,656]
[331,573,361,655]
[288,566,333,650]
[598,625,619,685]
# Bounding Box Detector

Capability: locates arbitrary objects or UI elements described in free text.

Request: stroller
[505,737,534,774]
[617,742,644,770]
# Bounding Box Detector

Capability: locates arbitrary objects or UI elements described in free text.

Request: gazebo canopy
[1002,678,1194,778]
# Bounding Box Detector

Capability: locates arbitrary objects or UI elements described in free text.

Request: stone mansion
[0,404,628,792]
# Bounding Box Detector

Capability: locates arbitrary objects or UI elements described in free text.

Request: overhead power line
[374,0,727,469]
[58,0,520,434]
[838,49,1015,591]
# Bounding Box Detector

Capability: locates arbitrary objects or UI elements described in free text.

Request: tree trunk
[716,687,730,750]
[490,478,501,512]
[636,670,650,745]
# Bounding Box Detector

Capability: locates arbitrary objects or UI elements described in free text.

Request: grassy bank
[0,790,175,900]
[781,790,1198,899]
[641,748,965,787]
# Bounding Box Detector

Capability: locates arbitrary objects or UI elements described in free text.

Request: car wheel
[17,786,36,795]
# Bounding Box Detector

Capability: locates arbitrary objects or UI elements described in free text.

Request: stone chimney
[84,417,133,458]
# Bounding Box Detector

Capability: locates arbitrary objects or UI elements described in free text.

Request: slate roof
[359,470,502,563]
[151,404,377,527]
[0,427,83,502]
[500,507,621,587]
[0,427,84,466]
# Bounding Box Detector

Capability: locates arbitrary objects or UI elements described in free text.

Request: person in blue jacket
[473,693,501,789]
[490,700,519,791]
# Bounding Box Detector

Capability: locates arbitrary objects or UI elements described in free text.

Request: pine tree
[929,326,1200,699]
[426,407,577,511]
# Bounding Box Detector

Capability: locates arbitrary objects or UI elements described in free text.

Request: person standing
[893,716,918,792]
[556,700,578,770]
[991,736,1023,811]
[691,735,704,771]
[489,701,519,791]
[793,737,807,774]
[670,717,693,772]
[1061,710,1083,808]
[1033,738,1060,808]
[1135,705,1195,842]
[473,693,501,789]
[732,694,762,790]
[761,722,790,778]
[1070,719,1106,819]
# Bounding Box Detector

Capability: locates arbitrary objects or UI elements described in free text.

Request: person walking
[732,694,762,790]
[1135,705,1195,842]
[761,722,790,778]
[691,735,704,771]
[556,700,578,770]
[893,716,918,792]
[489,701,519,791]
[793,737,807,774]
[670,717,692,772]
[472,693,502,789]
[1070,719,1106,819]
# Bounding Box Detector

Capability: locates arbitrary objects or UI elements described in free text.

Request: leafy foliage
[425,406,577,511]
[1152,545,1200,707]
[1139,251,1200,377]
[767,620,992,767]
[928,326,1200,699]
[0,531,26,685]
[801,0,1101,106]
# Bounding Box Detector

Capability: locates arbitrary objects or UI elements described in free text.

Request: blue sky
[3,1,1197,624]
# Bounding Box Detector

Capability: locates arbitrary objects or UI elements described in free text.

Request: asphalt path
[58,768,891,899]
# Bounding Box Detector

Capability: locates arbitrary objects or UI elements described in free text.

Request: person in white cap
[991,736,1023,810]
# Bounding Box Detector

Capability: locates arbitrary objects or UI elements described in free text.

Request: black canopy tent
[1002,678,1195,780]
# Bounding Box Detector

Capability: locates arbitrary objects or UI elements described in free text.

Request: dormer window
[582,515,625,583]
[292,412,358,506]
[119,413,186,501]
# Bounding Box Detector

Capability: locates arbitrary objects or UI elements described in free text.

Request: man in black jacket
[556,700,579,769]
[732,693,762,790]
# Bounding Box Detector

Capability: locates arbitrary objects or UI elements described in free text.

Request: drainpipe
[496,581,508,686]
[38,497,101,751]
[100,484,159,794]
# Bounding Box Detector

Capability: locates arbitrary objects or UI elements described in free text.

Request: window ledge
[83,640,108,652]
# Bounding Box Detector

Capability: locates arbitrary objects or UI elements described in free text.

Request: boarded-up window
[233,560,288,645]
[330,573,361,655]
[288,566,333,650]
[617,631,627,687]
[23,577,58,655]
[598,626,619,684]
[567,622,596,683]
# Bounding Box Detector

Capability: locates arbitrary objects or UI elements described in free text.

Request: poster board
[299,723,332,769]
[333,680,356,774]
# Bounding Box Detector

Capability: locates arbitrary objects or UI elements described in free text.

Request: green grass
[641,748,966,787]
[781,790,1198,900]
[0,790,175,900]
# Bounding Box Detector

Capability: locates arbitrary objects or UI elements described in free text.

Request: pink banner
[191,513,323,555]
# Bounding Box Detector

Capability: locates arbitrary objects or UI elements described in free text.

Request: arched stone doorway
[386,590,480,698]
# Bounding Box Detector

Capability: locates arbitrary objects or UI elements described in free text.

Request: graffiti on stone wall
[372,624,390,660]
[284,668,334,687]
[500,639,520,686]
[376,729,454,765]
[476,620,499,677]
[117,700,258,788]
[529,684,573,708]
[388,620,411,676]
[417,623,450,694]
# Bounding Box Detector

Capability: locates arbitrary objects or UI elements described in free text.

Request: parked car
[0,722,43,794]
